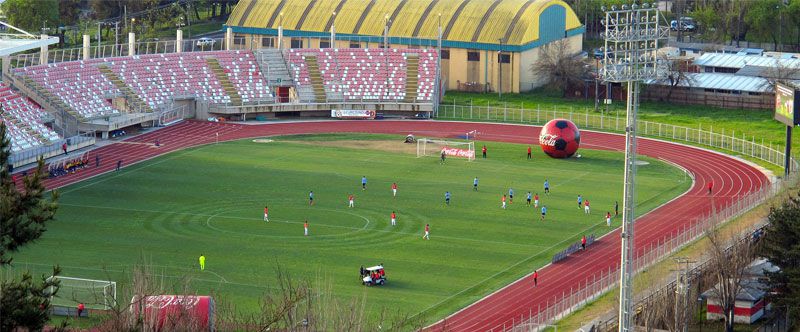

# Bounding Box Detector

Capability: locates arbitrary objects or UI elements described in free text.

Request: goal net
[47,276,117,310]
[416,138,475,161]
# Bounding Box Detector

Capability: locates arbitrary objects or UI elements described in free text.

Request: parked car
[196,37,216,47]
[592,48,614,60]
[670,17,696,32]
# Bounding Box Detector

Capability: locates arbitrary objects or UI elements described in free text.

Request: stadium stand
[287,48,436,102]
[0,83,61,152]
[16,50,272,119]
[17,59,121,119]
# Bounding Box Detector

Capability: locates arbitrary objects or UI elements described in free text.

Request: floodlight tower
[598,3,668,332]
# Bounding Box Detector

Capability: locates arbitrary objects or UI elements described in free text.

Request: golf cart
[361,265,386,286]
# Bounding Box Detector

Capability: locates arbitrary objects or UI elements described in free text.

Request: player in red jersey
[263,206,269,222]
[391,182,398,197]
[423,224,430,240]
[391,211,397,226]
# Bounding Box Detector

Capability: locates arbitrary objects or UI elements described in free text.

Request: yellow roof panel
[226,0,583,46]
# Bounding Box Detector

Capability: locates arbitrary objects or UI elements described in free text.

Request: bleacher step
[206,58,243,105]
[304,56,327,103]
[405,55,420,103]
[97,64,153,113]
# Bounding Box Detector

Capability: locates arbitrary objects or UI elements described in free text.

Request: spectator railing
[9,131,95,168]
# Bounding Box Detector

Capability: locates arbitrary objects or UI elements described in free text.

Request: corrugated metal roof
[646,73,771,93]
[695,52,800,69]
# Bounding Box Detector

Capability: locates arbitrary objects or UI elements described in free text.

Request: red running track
[21,120,768,331]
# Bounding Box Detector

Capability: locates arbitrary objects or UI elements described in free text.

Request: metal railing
[437,104,789,169]
[494,173,792,332]
[437,105,798,331]
[9,132,95,167]
[10,37,228,68]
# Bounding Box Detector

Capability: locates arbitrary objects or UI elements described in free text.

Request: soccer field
[5,133,691,324]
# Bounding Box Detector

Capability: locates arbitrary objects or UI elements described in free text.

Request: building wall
[231,31,583,94]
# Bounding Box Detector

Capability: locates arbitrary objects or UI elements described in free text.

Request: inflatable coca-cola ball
[539,119,581,158]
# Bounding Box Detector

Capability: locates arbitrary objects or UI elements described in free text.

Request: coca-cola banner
[133,295,215,331]
[441,147,475,159]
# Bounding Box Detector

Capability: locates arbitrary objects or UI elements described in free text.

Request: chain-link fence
[432,104,796,331]
[437,104,789,170]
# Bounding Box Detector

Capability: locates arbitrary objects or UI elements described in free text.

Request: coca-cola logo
[539,133,559,147]
[440,147,475,158]
[144,295,201,309]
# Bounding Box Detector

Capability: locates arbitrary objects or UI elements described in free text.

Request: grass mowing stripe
[6,134,689,325]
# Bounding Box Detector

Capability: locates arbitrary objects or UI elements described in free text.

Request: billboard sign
[775,83,797,126]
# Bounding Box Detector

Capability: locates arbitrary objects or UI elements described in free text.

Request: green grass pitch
[4,133,691,324]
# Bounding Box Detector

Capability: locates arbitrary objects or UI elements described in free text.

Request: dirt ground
[286,140,418,155]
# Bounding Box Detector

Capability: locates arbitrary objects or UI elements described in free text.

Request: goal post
[47,276,117,310]
[416,138,475,161]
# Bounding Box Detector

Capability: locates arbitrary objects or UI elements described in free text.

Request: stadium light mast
[598,3,668,332]
[433,13,442,117]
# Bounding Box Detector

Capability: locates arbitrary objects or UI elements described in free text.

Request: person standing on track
[392,182,398,197]
[708,181,713,195]
[116,160,122,171]
[473,177,479,191]
[533,270,538,287]
[95,154,100,167]
[199,254,205,271]
[348,194,355,208]
[391,211,397,226]
[581,235,587,250]
[527,146,532,159]
[264,205,269,222]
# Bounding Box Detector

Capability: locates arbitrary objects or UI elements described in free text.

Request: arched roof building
[225,0,584,93]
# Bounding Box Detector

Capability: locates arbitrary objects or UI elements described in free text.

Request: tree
[0,121,62,330]
[0,266,64,331]
[704,227,757,332]
[744,0,782,49]
[1,125,60,266]
[0,0,60,33]
[760,194,800,320]
[661,54,697,101]
[529,39,589,97]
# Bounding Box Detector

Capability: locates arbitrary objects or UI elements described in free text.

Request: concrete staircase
[304,56,327,103]
[206,58,242,105]
[97,64,153,113]
[404,55,419,102]
[255,49,294,86]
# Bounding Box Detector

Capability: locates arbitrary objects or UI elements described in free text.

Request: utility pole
[673,258,694,332]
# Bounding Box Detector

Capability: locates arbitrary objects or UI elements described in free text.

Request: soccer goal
[416,138,475,161]
[47,276,117,310]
